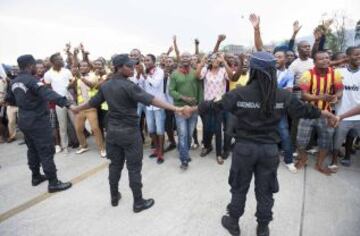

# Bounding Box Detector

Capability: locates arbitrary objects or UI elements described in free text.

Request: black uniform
[6,71,71,183]
[198,79,321,224]
[88,74,154,203]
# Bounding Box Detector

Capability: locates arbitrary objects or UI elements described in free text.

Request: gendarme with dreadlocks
[182,51,338,236]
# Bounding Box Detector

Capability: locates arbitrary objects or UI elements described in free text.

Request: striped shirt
[299,67,343,111]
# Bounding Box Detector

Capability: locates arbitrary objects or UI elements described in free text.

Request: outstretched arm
[194,39,200,55]
[213,34,226,53]
[173,35,180,62]
[288,21,302,51]
[249,14,263,51]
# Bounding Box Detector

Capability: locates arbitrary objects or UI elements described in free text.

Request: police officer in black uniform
[6,55,72,193]
[183,52,338,236]
[72,54,184,212]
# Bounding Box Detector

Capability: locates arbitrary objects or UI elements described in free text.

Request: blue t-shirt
[277,69,294,89]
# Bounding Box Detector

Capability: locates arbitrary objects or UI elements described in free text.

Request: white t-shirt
[129,71,145,89]
[44,68,73,96]
[336,67,360,121]
[144,67,166,110]
[289,58,313,86]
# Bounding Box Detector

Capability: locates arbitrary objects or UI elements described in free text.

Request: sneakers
[157,157,164,164]
[191,143,199,150]
[100,149,107,158]
[340,159,351,167]
[328,164,339,172]
[55,145,62,153]
[149,150,158,158]
[63,148,69,154]
[164,143,176,153]
[221,151,230,160]
[221,215,240,236]
[200,147,212,157]
[217,156,224,165]
[76,147,89,154]
[286,163,297,174]
[180,162,189,170]
[133,198,155,213]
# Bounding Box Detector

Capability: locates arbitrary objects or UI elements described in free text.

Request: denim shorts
[145,109,165,135]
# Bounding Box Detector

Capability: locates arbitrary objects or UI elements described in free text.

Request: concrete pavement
[0,137,359,236]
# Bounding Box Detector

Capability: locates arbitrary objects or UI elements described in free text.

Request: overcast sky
[0,0,359,64]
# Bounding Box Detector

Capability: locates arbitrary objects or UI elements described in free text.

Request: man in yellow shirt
[74,61,105,158]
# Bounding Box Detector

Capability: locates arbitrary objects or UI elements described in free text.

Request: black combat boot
[221,215,240,236]
[32,174,47,186]
[111,192,122,207]
[133,198,155,213]
[48,180,72,193]
[256,223,269,236]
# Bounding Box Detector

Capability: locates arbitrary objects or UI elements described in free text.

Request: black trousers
[21,125,57,182]
[106,129,143,203]
[227,141,279,224]
[203,110,223,156]
[223,113,237,153]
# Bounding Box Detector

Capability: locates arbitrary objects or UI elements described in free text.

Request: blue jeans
[175,112,198,163]
[278,116,294,164]
[145,109,165,135]
[137,103,146,117]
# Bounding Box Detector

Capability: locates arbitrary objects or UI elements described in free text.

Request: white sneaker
[100,149,107,158]
[286,163,298,173]
[63,148,69,154]
[292,152,298,158]
[328,164,339,172]
[76,147,89,154]
[55,145,62,153]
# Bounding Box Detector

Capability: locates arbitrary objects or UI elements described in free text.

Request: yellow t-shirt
[229,73,249,91]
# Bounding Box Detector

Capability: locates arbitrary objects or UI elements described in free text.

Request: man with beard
[169,52,202,169]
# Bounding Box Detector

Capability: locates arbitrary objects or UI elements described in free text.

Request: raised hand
[200,55,208,65]
[218,34,226,42]
[323,19,333,30]
[249,13,260,29]
[194,38,200,45]
[314,28,322,41]
[168,46,174,53]
[293,21,302,34]
[65,42,71,53]
[173,35,177,43]
[73,47,79,55]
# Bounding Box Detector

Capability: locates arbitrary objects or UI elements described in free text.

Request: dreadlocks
[247,67,278,117]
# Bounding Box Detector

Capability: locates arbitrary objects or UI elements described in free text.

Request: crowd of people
[1,16,359,173]
[1,13,360,236]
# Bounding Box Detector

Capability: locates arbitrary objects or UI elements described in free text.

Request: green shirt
[169,69,203,106]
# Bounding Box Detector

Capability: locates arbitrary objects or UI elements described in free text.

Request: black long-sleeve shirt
[5,71,71,130]
[198,79,321,144]
[88,74,154,144]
